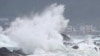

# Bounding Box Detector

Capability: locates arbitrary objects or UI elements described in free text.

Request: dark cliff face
[0,47,26,56]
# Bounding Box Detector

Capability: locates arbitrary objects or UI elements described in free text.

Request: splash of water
[4,3,69,53]
[2,3,100,56]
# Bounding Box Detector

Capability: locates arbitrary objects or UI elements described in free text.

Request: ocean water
[0,3,100,56]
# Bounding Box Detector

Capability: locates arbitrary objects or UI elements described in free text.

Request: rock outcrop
[0,47,26,56]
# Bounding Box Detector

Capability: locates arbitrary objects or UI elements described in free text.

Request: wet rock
[72,45,79,49]
[61,33,71,41]
[0,47,27,56]
[0,47,12,56]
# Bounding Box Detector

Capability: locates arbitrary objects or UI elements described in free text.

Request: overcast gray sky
[0,0,100,28]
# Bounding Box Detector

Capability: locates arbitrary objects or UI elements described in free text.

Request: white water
[4,3,69,54]
[0,3,100,56]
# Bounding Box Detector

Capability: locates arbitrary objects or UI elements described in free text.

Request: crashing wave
[0,3,100,56]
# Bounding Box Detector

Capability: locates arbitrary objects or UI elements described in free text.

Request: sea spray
[5,3,69,53]
[0,3,100,56]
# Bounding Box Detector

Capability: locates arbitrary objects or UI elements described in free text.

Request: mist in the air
[4,3,69,53]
